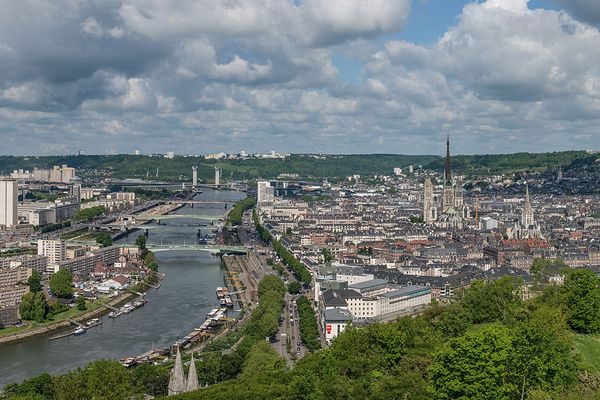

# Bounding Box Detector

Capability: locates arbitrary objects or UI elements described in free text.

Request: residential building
[0,178,18,228]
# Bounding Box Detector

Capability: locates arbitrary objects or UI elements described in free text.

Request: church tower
[442,134,455,211]
[522,184,534,227]
[423,177,434,223]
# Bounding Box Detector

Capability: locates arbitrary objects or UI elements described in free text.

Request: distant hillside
[0,151,591,181]
[422,151,590,176]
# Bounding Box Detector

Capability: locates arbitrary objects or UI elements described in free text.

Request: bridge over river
[64,240,247,254]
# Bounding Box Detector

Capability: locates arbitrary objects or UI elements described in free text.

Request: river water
[0,189,244,386]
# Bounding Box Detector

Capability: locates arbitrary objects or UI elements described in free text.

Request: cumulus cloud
[1,0,600,155]
[299,0,411,47]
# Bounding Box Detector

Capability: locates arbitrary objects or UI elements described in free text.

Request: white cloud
[299,0,411,47]
[1,0,600,155]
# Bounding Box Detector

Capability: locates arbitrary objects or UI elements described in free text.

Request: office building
[214,167,221,186]
[0,179,18,228]
[192,167,198,187]
[257,181,274,207]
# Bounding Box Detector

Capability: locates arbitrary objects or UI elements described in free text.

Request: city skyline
[1,0,600,155]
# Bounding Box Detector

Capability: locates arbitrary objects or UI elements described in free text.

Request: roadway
[237,209,308,361]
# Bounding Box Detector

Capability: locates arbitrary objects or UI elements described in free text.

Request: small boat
[134,300,145,308]
[108,311,116,318]
[206,308,219,318]
[73,326,86,335]
[86,318,101,327]
[120,357,138,368]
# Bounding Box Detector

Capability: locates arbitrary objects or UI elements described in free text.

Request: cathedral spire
[186,352,199,392]
[444,133,452,186]
[522,184,534,227]
[168,347,187,396]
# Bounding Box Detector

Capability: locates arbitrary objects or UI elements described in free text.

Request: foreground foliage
[9,271,600,400]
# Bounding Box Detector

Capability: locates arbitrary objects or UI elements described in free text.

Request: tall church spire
[186,352,199,392]
[168,347,187,396]
[522,184,534,227]
[444,133,452,186]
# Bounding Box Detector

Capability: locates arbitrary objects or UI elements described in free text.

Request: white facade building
[38,240,67,265]
[0,179,18,228]
[257,181,274,207]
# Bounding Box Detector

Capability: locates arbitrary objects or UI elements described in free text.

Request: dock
[49,319,102,341]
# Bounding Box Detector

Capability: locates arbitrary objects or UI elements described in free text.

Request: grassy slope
[573,334,600,372]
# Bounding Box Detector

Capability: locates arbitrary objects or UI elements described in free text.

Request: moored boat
[73,326,86,335]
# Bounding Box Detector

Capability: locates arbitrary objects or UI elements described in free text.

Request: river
[0,188,245,386]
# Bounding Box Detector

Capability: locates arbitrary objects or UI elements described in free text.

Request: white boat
[108,311,116,318]
[73,326,86,335]
[206,308,219,318]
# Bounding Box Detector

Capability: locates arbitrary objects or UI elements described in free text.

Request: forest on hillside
[0,151,591,181]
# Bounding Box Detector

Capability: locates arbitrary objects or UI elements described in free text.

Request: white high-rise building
[37,240,67,264]
[192,167,198,187]
[214,167,221,186]
[0,179,18,228]
[257,181,274,207]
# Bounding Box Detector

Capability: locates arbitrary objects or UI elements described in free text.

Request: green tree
[287,281,301,295]
[83,360,135,400]
[563,269,600,334]
[428,303,473,338]
[3,373,54,399]
[510,305,578,398]
[72,205,106,221]
[429,324,517,400]
[19,292,48,322]
[135,235,147,250]
[26,270,42,293]
[76,296,87,311]
[49,270,73,299]
[321,248,333,263]
[95,233,113,247]
[296,296,321,352]
[131,363,169,397]
[461,277,522,323]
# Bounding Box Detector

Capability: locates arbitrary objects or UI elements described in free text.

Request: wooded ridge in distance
[0,151,593,181]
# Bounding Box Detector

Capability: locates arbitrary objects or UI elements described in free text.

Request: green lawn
[0,296,111,338]
[573,334,600,371]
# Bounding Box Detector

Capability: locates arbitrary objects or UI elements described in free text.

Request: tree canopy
[49,270,73,299]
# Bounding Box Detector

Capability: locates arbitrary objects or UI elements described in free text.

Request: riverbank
[0,189,246,386]
[0,290,140,345]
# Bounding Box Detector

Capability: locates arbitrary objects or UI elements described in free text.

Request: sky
[1,0,600,156]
